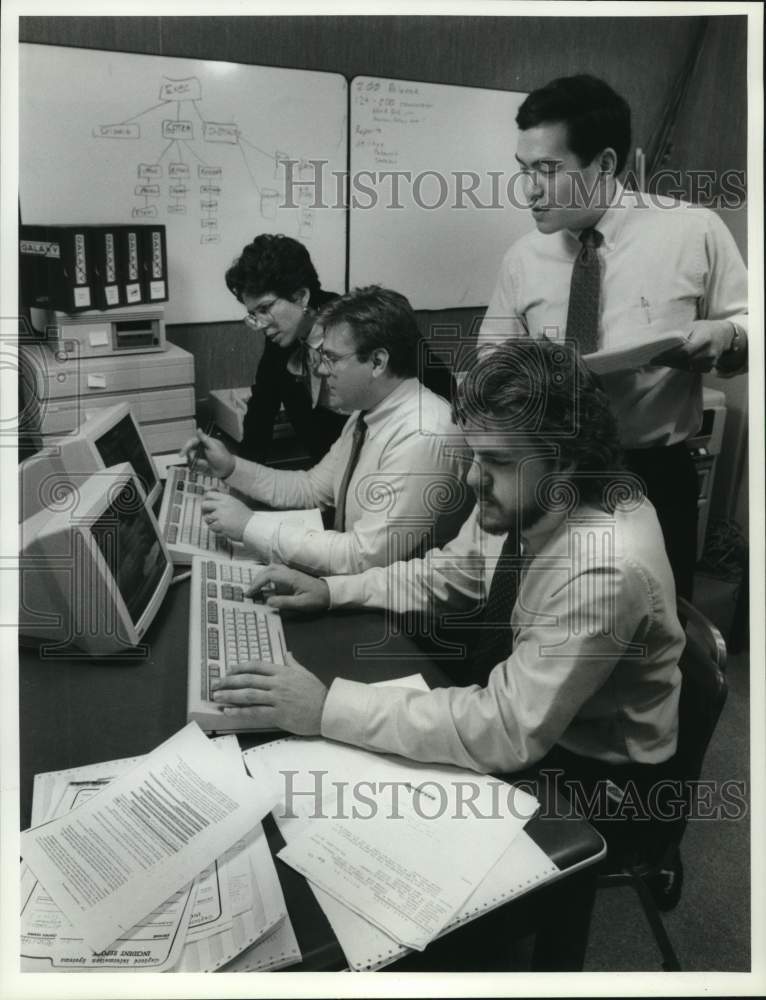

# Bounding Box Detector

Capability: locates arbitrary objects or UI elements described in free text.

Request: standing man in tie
[478,75,748,600]
[181,286,467,576]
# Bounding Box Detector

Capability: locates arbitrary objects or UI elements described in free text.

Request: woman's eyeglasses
[243,297,280,329]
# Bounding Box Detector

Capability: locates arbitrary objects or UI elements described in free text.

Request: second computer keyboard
[158,464,236,563]
[187,555,287,733]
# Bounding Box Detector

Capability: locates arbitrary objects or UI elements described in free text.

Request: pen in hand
[190,421,216,476]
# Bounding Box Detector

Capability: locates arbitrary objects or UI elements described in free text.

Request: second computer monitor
[19,401,161,521]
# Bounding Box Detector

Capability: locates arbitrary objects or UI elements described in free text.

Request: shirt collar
[565,178,629,251]
[357,377,420,437]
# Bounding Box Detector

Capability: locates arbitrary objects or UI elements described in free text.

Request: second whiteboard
[349,76,533,310]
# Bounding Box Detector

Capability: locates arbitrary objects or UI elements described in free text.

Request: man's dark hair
[517,75,632,175]
[225,234,322,306]
[318,285,421,378]
[454,339,628,509]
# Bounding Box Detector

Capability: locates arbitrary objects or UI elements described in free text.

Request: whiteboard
[349,76,534,310]
[19,44,348,324]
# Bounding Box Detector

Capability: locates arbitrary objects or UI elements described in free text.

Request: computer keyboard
[158,465,235,563]
[187,555,287,733]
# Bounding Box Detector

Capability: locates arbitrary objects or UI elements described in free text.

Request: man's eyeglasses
[308,345,359,372]
[243,297,280,329]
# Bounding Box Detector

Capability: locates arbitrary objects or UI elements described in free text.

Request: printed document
[250,738,537,951]
[20,722,276,953]
[21,775,193,972]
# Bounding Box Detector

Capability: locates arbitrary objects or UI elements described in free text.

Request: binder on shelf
[140,224,169,303]
[88,226,123,310]
[117,225,146,305]
[19,224,95,313]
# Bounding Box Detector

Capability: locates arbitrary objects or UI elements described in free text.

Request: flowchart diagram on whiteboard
[20,45,347,324]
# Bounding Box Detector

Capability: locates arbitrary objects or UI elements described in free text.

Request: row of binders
[20,223,169,314]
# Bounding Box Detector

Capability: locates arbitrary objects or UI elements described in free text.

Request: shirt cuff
[325,574,366,609]
[320,678,373,746]
[226,456,257,494]
[242,514,274,562]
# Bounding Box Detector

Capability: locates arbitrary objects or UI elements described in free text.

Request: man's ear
[370,347,390,377]
[597,147,618,176]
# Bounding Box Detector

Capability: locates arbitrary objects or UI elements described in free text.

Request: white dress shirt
[227,377,466,576]
[478,184,748,448]
[321,499,684,775]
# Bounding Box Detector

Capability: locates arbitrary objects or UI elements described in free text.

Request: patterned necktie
[470,532,528,685]
[333,413,367,532]
[565,227,604,354]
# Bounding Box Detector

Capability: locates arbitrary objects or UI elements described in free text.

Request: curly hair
[454,339,629,509]
[225,234,322,306]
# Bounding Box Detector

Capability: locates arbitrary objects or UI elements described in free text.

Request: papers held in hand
[582,332,690,375]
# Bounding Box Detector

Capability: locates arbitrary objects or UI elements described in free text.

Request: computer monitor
[19,401,161,521]
[19,463,172,656]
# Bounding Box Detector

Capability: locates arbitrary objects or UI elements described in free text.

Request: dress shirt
[478,183,748,448]
[321,499,684,775]
[227,378,466,576]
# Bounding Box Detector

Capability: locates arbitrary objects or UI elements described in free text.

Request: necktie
[333,413,367,532]
[470,532,528,685]
[565,227,604,354]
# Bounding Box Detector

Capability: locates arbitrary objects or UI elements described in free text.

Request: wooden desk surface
[18,577,604,971]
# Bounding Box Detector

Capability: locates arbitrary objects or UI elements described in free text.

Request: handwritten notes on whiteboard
[349,76,533,310]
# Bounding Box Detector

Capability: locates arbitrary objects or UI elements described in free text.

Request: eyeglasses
[308,345,360,372]
[243,297,280,329]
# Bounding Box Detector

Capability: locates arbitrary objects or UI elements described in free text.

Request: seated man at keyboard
[181,285,467,576]
[209,339,685,844]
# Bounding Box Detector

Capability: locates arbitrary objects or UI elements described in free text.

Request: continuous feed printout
[249,737,539,952]
[20,722,276,954]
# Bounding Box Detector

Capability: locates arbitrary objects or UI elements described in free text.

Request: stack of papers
[582,332,689,375]
[245,674,558,970]
[20,724,300,973]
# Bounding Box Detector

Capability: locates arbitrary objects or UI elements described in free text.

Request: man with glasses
[180,286,468,576]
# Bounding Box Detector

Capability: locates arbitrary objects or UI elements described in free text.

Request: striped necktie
[565,227,604,354]
[333,413,367,532]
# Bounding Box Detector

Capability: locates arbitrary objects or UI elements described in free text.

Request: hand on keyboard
[200,490,252,541]
[211,652,328,736]
[247,564,331,615]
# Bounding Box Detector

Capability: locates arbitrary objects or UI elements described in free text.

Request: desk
[18,580,604,971]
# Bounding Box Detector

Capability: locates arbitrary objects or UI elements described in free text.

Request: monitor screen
[89,481,169,628]
[94,414,158,503]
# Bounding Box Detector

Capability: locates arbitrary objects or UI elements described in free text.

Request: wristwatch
[725,322,742,354]
[716,321,746,373]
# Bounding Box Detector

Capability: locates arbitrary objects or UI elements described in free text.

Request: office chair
[596,596,728,972]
